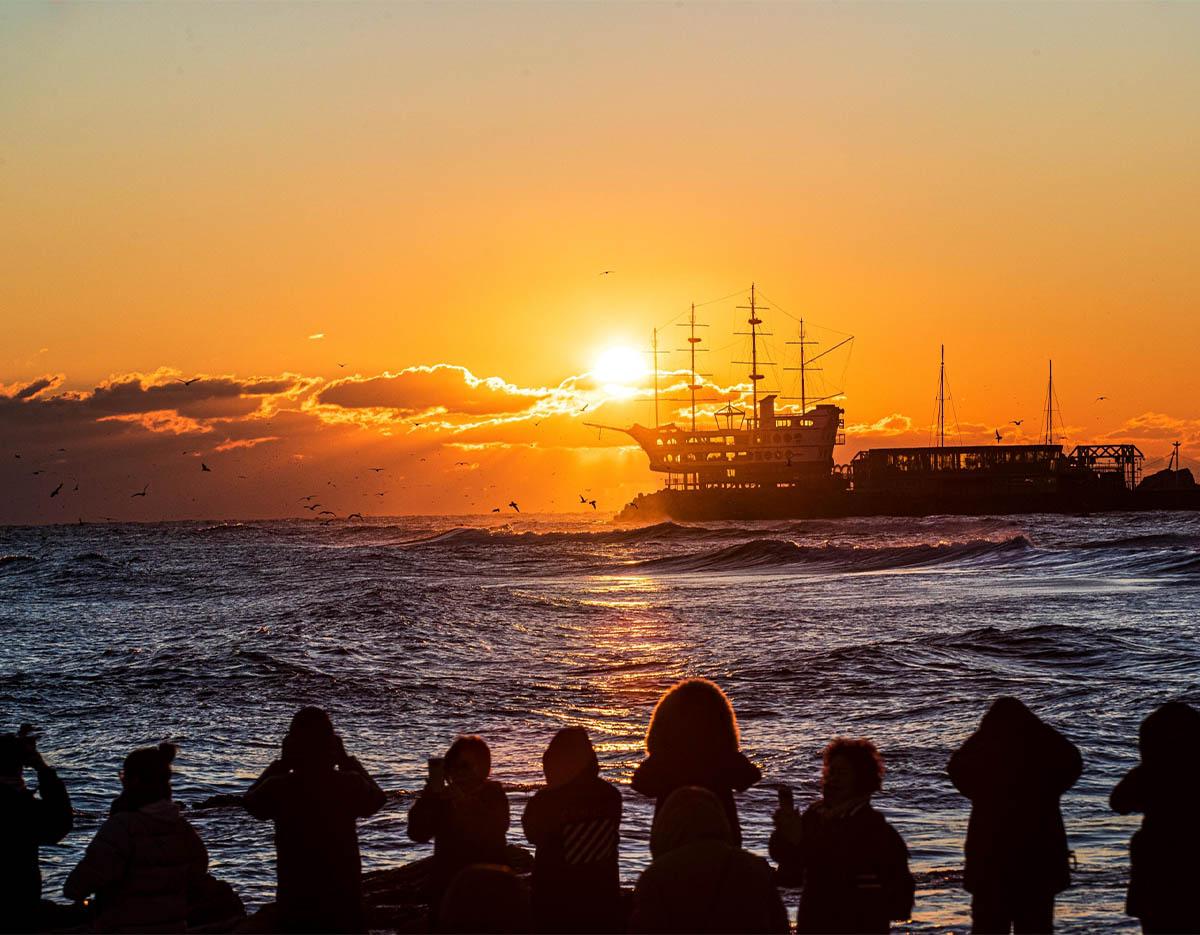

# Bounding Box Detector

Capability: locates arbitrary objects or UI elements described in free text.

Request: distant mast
[937,345,946,448]
[683,302,708,433]
[1043,359,1054,445]
[736,284,768,428]
[651,328,660,429]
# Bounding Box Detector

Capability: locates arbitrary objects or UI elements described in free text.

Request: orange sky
[2,3,1198,522]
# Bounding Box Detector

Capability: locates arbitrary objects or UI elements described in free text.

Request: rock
[1137,467,1197,492]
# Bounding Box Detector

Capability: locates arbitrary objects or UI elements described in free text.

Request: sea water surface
[3,512,1199,931]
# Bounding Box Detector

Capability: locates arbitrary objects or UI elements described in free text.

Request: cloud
[308,333,325,340]
[315,364,548,417]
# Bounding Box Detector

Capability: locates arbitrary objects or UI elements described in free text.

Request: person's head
[646,678,741,760]
[281,706,343,771]
[121,742,177,805]
[445,735,491,790]
[822,738,884,804]
[1139,701,1200,767]
[542,727,598,788]
[0,734,23,778]
[978,696,1041,738]
[438,864,530,934]
[650,785,732,858]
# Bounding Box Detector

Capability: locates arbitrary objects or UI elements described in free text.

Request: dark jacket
[948,700,1082,896]
[631,751,761,847]
[1111,764,1200,925]
[631,786,787,934]
[63,799,208,934]
[769,800,914,934]
[0,767,73,932]
[407,779,510,890]
[523,773,623,933]
[244,757,386,933]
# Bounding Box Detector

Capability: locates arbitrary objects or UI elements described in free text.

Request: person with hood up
[0,726,73,934]
[948,697,1082,934]
[408,734,510,920]
[1110,700,1200,934]
[632,678,761,846]
[630,785,787,933]
[522,726,623,933]
[63,742,208,934]
[244,706,387,933]
[769,737,914,933]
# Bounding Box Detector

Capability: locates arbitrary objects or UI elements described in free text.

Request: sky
[2,2,1198,523]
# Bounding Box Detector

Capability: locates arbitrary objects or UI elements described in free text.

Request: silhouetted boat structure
[597,286,1200,521]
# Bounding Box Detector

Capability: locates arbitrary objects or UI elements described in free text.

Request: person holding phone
[770,738,914,934]
[0,725,73,934]
[407,734,510,922]
[244,707,386,934]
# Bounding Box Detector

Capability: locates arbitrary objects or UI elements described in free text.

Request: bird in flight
[201,463,211,472]
[578,494,587,503]
[347,512,364,521]
[587,499,597,510]
[490,507,501,513]
[50,483,63,498]
[578,402,589,413]
[1010,419,1023,426]
[1096,395,1108,402]
[302,504,320,511]
[508,501,520,513]
[132,484,149,498]
[599,270,614,276]
[318,510,335,516]
[454,461,469,467]
[299,495,317,501]
[175,377,200,387]
[337,363,347,368]
[368,467,385,473]
[994,429,1003,443]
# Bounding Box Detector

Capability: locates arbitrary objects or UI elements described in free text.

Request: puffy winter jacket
[64,799,208,933]
[0,766,73,932]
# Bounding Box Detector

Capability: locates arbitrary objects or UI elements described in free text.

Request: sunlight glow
[592,345,645,387]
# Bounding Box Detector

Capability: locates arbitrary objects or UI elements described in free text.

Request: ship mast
[687,304,699,432]
[1043,359,1054,445]
[938,344,946,448]
[652,328,660,429]
[785,318,820,415]
[736,284,768,429]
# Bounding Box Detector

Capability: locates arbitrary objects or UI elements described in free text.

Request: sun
[592,345,645,386]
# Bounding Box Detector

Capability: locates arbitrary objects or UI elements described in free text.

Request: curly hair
[823,737,885,795]
[446,734,492,777]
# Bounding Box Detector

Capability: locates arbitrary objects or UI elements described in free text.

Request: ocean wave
[615,536,1033,575]
[0,554,36,568]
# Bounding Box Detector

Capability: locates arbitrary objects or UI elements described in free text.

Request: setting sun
[592,345,646,387]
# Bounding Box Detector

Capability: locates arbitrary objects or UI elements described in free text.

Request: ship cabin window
[726,468,736,478]
[726,436,735,445]
[656,439,663,446]
[686,453,697,462]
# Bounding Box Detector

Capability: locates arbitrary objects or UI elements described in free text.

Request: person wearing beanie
[0,727,73,934]
[244,706,387,934]
[64,742,208,933]
[522,727,624,933]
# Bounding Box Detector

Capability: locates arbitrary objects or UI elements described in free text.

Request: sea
[3,511,1199,932]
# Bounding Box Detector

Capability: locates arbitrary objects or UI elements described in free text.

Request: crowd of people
[2,681,1197,935]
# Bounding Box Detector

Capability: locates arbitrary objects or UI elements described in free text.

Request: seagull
[175,377,200,387]
[318,510,335,516]
[368,467,385,473]
[578,402,589,413]
[1010,419,1023,426]
[579,494,587,503]
[1096,395,1108,402]
[587,499,597,509]
[995,429,1003,443]
[31,470,44,476]
[491,507,501,513]
[411,422,424,428]
[131,484,149,498]
[347,512,364,520]
[337,363,347,368]
[599,270,614,276]
[299,495,318,501]
[50,483,63,498]
[201,463,211,472]
[303,504,320,511]
[508,501,520,513]
[454,461,469,467]
[375,492,387,497]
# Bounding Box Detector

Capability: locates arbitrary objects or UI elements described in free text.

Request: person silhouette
[522,727,623,933]
[948,697,1082,934]
[63,743,208,933]
[408,735,510,924]
[0,727,73,934]
[631,678,761,846]
[769,738,914,933]
[243,707,386,934]
[629,785,787,933]
[1110,700,1200,934]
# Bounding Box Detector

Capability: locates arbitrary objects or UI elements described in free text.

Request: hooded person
[948,697,1082,934]
[1110,700,1200,934]
[0,729,73,934]
[769,738,914,934]
[522,727,624,933]
[631,679,762,846]
[630,785,787,934]
[243,706,387,934]
[63,743,209,934]
[438,864,532,934]
[408,734,510,921]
